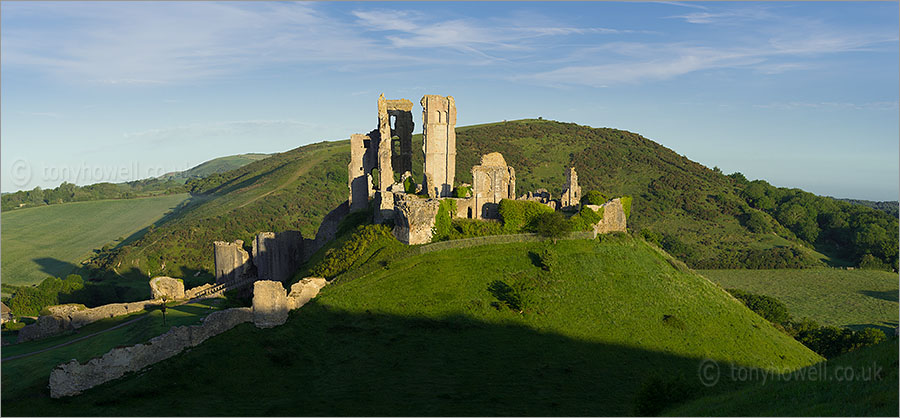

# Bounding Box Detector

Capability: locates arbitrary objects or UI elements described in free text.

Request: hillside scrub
[726,288,887,359]
[498,199,555,233]
[308,224,397,279]
[7,275,85,316]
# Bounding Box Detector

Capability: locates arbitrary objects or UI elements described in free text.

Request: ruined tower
[560,167,581,210]
[421,95,456,198]
[213,240,251,284]
[377,94,415,191]
[471,152,516,220]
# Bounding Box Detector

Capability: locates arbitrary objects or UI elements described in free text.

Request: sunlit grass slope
[6,235,821,416]
[699,269,899,331]
[1,193,189,287]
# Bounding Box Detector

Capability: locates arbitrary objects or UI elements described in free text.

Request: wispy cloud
[753,101,900,111]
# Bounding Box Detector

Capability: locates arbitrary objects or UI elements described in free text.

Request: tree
[533,211,570,241]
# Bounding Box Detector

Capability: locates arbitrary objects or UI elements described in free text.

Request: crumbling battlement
[393,194,443,245]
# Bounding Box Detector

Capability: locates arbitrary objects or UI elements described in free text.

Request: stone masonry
[421,94,457,198]
[471,152,516,220]
[48,277,329,398]
[253,231,304,284]
[393,194,443,245]
[49,307,253,398]
[589,198,627,235]
[149,276,185,300]
[213,240,251,284]
[560,167,582,210]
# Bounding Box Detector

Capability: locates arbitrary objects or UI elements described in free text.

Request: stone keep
[213,240,251,284]
[253,231,304,284]
[421,95,457,198]
[560,167,582,210]
[471,152,516,219]
[393,194,443,245]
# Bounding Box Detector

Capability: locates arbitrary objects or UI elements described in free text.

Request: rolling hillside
[158,153,271,183]
[0,194,190,288]
[84,119,896,287]
[0,235,822,416]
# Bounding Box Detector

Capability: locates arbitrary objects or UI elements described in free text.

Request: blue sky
[2,1,898,200]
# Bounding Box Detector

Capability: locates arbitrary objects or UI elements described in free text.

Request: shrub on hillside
[530,246,558,272]
[568,204,604,232]
[403,176,417,194]
[309,224,394,279]
[9,275,85,316]
[791,324,886,359]
[858,254,890,271]
[498,199,554,233]
[487,274,537,313]
[632,375,697,416]
[621,195,633,219]
[726,289,790,324]
[743,210,772,234]
[453,185,471,198]
[640,229,663,246]
[432,199,458,242]
[447,218,506,240]
[532,211,571,240]
[580,190,608,206]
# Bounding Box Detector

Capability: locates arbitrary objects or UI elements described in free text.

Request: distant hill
[157,153,271,183]
[81,119,897,286]
[3,235,822,415]
[0,153,268,212]
[836,198,899,218]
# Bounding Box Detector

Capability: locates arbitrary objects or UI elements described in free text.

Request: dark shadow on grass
[1,305,787,417]
[858,290,899,303]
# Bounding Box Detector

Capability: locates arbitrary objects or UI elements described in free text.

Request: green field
[2,235,821,416]
[699,269,899,332]
[1,194,190,287]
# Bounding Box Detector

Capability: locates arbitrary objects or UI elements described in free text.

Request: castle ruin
[347,93,625,245]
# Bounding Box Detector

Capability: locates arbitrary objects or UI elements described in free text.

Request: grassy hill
[699,269,899,333]
[77,119,896,293]
[0,193,190,288]
[0,234,822,416]
[665,339,899,416]
[158,153,270,183]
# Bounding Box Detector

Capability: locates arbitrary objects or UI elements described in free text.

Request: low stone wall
[49,307,253,398]
[49,277,328,398]
[17,300,157,343]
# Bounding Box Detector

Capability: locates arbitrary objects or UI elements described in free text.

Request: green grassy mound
[699,269,899,332]
[664,339,899,416]
[0,193,190,287]
[4,236,822,416]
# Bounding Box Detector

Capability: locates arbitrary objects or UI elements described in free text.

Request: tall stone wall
[471,152,516,220]
[560,167,581,210]
[421,95,457,198]
[393,194,442,245]
[48,307,253,398]
[253,231,304,284]
[214,240,251,284]
[381,96,415,177]
[348,133,375,211]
